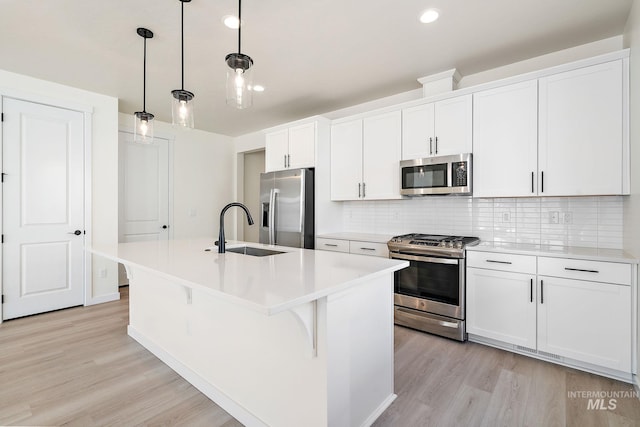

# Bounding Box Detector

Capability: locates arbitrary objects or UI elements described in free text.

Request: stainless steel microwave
[400,153,472,196]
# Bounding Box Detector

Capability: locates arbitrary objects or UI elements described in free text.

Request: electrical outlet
[562,212,572,224]
[549,211,559,224]
[502,212,511,222]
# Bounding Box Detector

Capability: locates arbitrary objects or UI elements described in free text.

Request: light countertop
[467,241,639,264]
[317,232,394,244]
[90,238,408,315]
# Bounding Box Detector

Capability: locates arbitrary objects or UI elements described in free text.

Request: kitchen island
[91,238,408,427]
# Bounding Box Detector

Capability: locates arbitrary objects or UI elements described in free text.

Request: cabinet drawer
[316,238,349,253]
[538,257,631,286]
[349,241,389,258]
[467,251,536,274]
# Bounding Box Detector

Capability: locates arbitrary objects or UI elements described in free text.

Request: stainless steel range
[387,233,480,341]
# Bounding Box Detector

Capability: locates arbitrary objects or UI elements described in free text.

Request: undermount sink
[225,246,286,257]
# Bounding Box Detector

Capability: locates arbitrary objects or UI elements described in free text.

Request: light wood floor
[0,288,639,426]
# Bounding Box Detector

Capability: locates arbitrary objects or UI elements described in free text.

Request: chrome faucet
[217,202,254,253]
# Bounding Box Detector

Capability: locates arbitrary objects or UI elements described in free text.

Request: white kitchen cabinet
[467,249,634,379]
[467,268,537,349]
[316,236,388,258]
[330,111,401,201]
[401,94,472,160]
[537,256,632,372]
[330,119,363,200]
[473,80,539,197]
[538,60,624,196]
[265,122,316,172]
[467,251,537,349]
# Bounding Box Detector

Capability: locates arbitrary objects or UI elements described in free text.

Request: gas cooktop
[387,233,480,258]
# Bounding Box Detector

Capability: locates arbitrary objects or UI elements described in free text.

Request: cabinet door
[433,94,472,156]
[363,111,402,200]
[539,60,623,196]
[265,129,289,172]
[288,122,316,169]
[331,120,363,200]
[537,276,631,372]
[467,268,536,348]
[473,81,538,197]
[401,103,435,159]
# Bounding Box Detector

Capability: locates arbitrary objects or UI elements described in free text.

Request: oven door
[390,252,465,320]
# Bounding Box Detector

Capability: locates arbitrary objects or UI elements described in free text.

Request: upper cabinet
[539,60,624,196]
[474,59,628,198]
[265,122,316,172]
[401,94,472,160]
[331,111,402,201]
[473,80,539,197]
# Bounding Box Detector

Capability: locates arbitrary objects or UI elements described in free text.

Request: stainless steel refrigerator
[259,168,314,249]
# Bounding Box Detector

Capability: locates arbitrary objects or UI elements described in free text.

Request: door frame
[117,128,175,242]
[0,90,93,323]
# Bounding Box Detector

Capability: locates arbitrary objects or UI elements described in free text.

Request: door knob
[162,225,168,229]
[68,230,82,236]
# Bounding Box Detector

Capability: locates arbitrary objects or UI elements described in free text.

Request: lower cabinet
[316,237,389,258]
[467,268,536,349]
[467,251,634,379]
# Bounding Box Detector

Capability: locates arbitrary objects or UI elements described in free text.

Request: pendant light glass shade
[171,89,194,128]
[226,0,254,109]
[134,27,154,144]
[226,53,253,109]
[172,0,195,128]
[134,111,154,143]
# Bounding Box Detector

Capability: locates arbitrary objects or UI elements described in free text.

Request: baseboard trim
[127,326,268,427]
[85,291,120,306]
[361,393,396,427]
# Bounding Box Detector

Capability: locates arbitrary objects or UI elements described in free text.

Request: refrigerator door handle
[270,188,280,245]
[268,189,275,244]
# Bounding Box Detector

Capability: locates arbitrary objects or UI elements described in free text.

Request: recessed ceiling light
[222,15,240,29]
[420,9,440,24]
[252,85,265,92]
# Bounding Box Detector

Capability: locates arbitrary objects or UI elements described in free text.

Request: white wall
[623,1,640,260]
[118,113,235,240]
[0,68,119,302]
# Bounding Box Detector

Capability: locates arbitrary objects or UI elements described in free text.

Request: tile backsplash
[342,196,624,249]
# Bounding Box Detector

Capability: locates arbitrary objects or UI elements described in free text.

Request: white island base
[126,266,396,427]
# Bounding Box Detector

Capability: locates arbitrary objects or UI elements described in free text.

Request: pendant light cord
[143,35,147,112]
[238,0,242,54]
[181,0,185,90]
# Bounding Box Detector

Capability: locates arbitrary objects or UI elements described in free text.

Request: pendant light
[134,27,154,144]
[225,0,254,109]
[171,0,195,128]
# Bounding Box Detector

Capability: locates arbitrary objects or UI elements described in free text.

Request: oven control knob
[455,241,463,249]
[439,241,446,247]
[446,241,454,248]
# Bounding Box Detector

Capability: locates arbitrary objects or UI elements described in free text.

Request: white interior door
[2,97,85,320]
[118,131,170,243]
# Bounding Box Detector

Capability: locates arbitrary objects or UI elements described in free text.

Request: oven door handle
[390,252,460,265]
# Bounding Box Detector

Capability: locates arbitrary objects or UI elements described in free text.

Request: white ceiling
[0,0,633,136]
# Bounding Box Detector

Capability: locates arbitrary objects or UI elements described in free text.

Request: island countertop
[91,238,408,316]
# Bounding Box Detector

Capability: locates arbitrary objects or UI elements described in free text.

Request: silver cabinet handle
[435,136,438,154]
[324,243,338,247]
[429,137,433,155]
[540,279,544,304]
[360,247,376,251]
[284,154,287,169]
[287,154,290,168]
[530,278,533,303]
[541,171,544,193]
[362,182,366,198]
[565,267,599,274]
[358,183,361,198]
[486,259,512,265]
